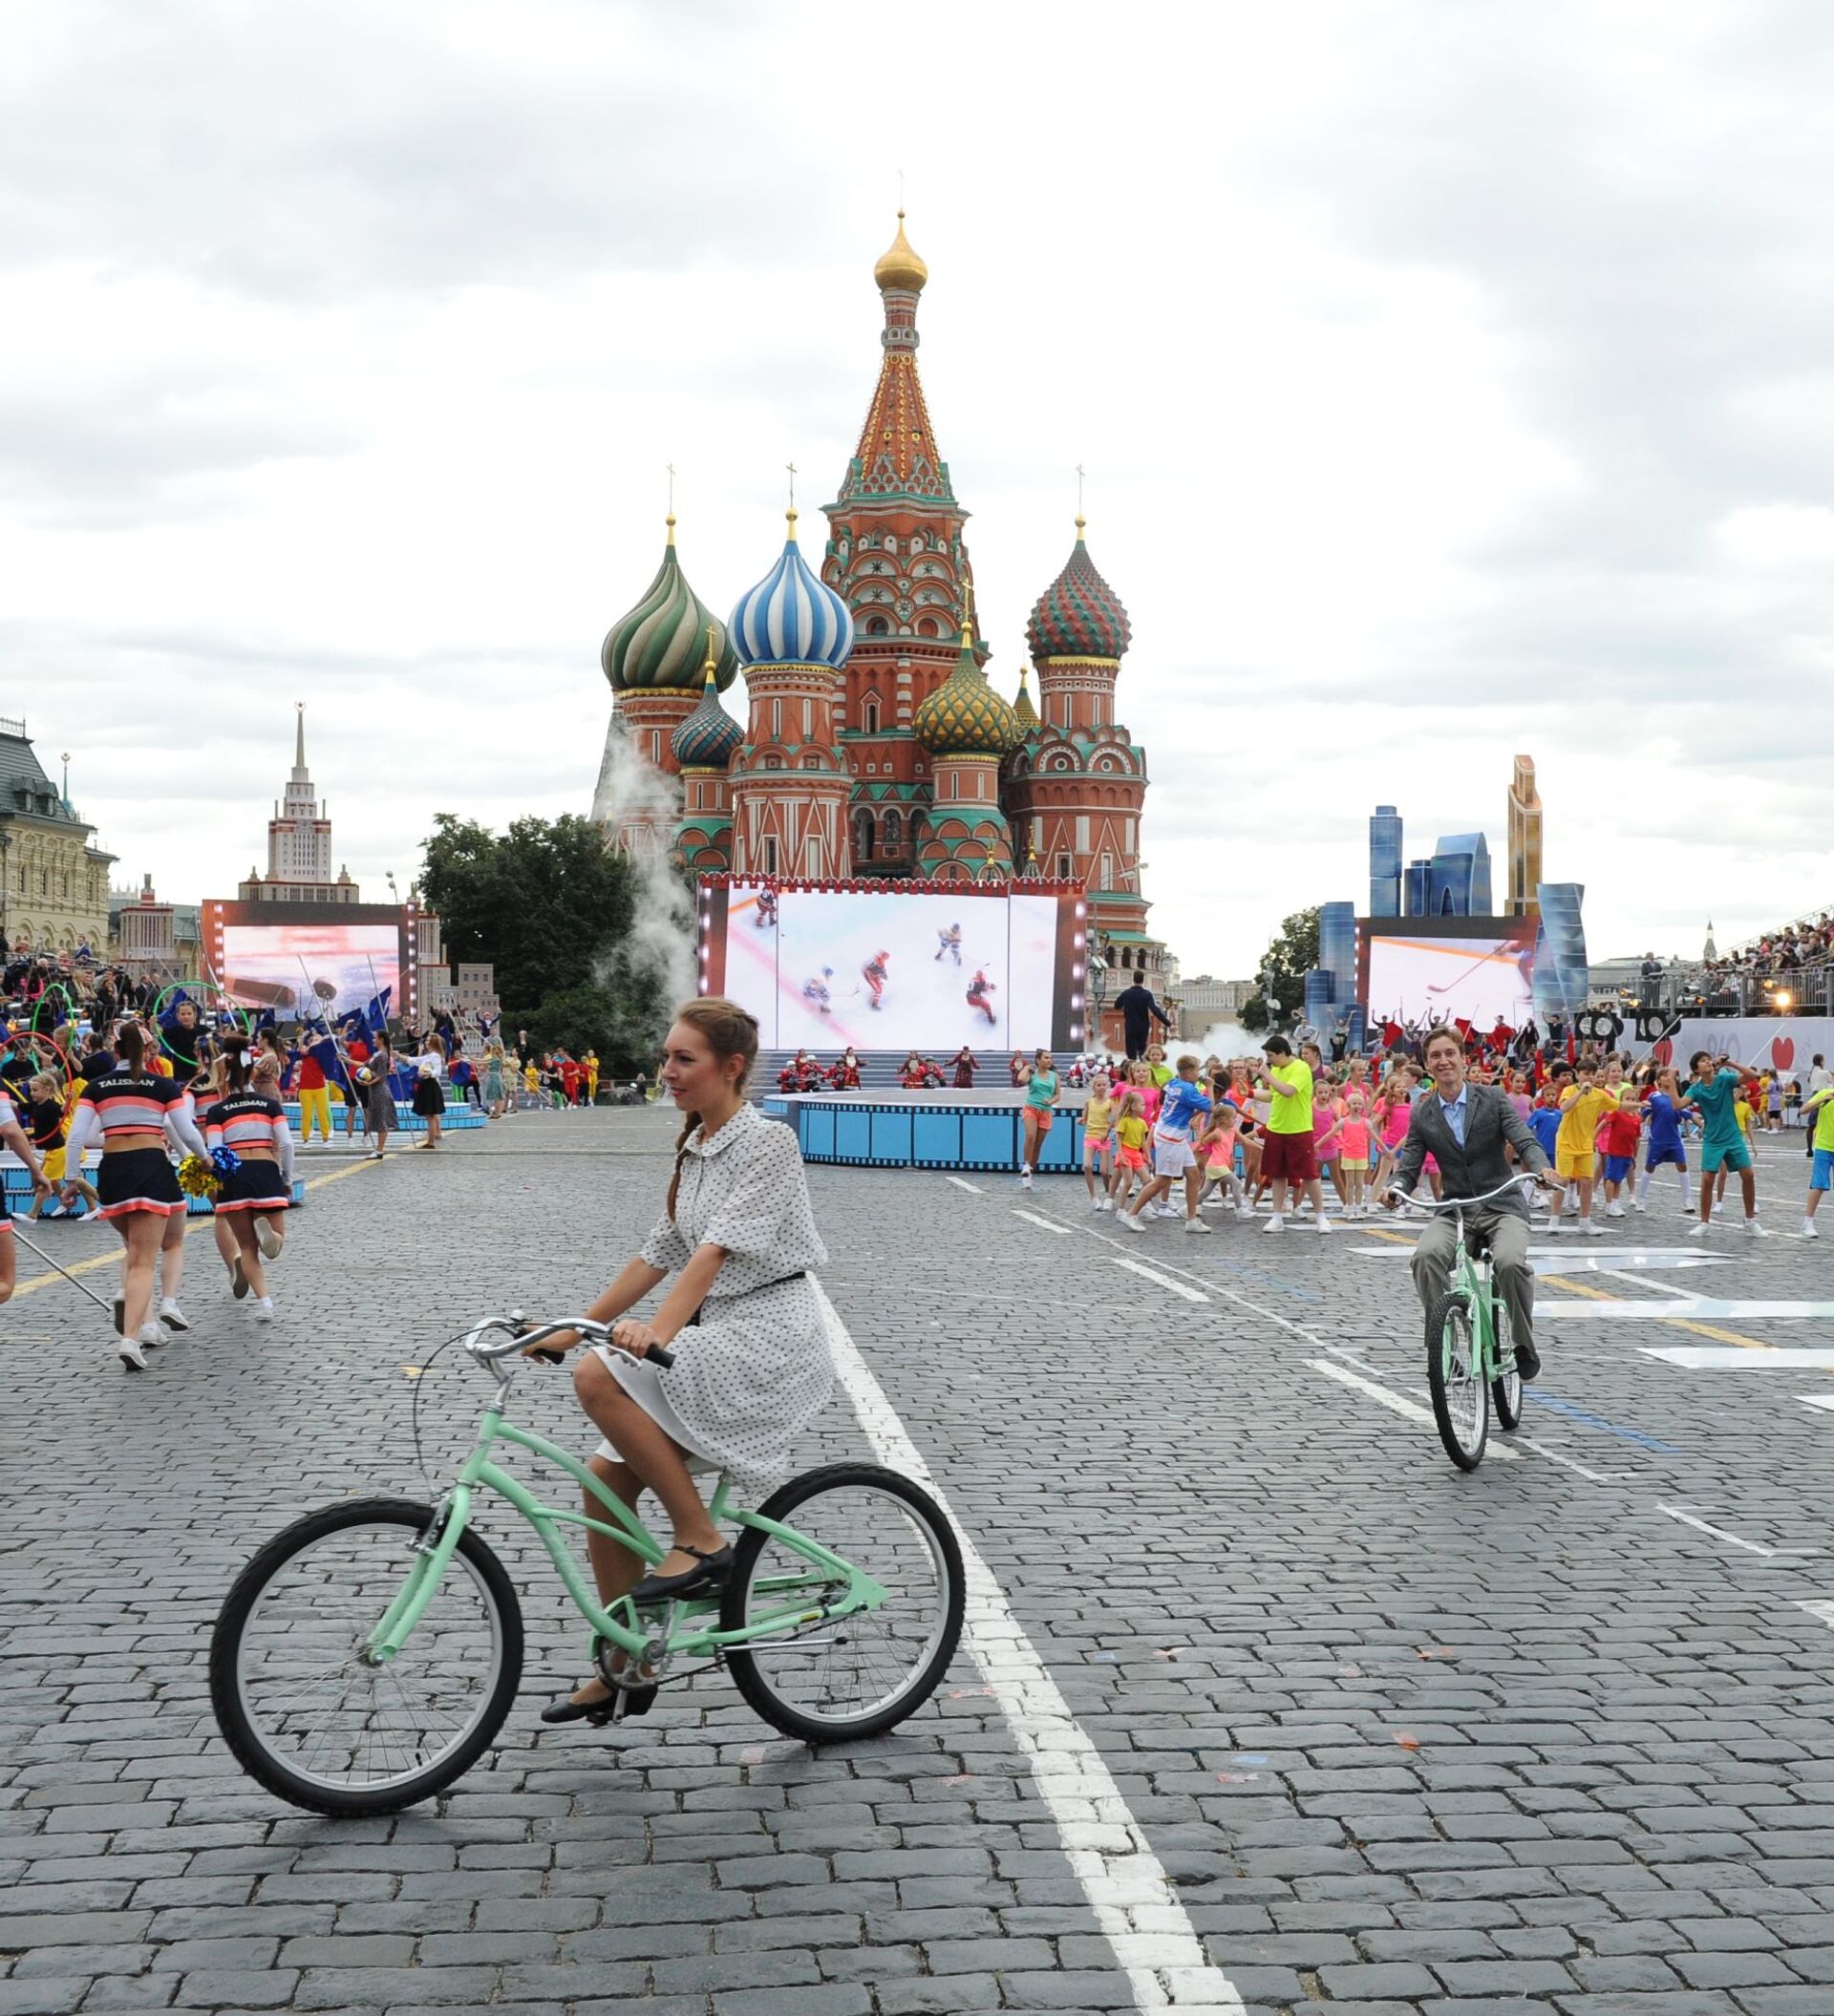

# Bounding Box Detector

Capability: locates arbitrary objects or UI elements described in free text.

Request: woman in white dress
[529,997,832,1724]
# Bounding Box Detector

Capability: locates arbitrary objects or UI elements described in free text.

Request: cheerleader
[202,1035,295,1321]
[62,1021,208,1370]
[0,1082,52,1303]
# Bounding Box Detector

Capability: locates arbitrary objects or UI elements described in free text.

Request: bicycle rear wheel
[722,1463,964,1744]
[1425,1291,1488,1471]
[210,1497,523,1815]
[1490,1299,1523,1432]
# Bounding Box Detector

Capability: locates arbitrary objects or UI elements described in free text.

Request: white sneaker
[117,1333,148,1372]
[1315,1215,1333,1234]
[1018,1170,1033,1189]
[1089,1198,1107,1213]
[1606,1203,1626,1219]
[252,1296,276,1322]
[1117,1210,1147,1235]
[1802,1220,1819,1239]
[138,1320,165,1351]
[1583,1219,1605,1237]
[157,1298,188,1332]
[1263,1216,1286,1234]
[1688,1220,1712,1238]
[1184,1216,1213,1235]
[255,1218,283,1260]
[1746,1219,1771,1239]
[1097,1196,1113,1213]
[1631,1199,1647,1213]
[1236,1204,1257,1221]
[1155,1203,1181,1220]
[1545,1217,1564,1234]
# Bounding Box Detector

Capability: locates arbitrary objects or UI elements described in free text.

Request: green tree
[1237,906,1321,1034]
[418,814,672,1074]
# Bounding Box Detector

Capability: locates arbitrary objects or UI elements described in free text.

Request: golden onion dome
[874,209,928,293]
[915,610,1016,758]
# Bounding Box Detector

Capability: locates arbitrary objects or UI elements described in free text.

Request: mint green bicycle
[209,1314,965,1815]
[1393,1176,1545,1471]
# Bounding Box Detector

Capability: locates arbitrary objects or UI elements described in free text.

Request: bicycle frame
[1446,1210,1502,1377]
[364,1400,889,1668]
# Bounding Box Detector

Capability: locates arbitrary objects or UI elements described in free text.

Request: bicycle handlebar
[462,1313,677,1371]
[1385,1172,1550,1214]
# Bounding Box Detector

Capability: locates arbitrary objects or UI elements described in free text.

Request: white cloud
[5,0,1834,979]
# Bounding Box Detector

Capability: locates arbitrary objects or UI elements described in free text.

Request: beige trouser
[1410,1206,1536,1359]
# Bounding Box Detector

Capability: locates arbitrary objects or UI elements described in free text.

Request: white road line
[1507,1433,1629,1482]
[1800,1600,1834,1629]
[816,1283,1245,2013]
[1108,1256,1209,1304]
[947,1176,985,1195]
[1639,1347,1834,1369]
[1799,1394,1834,1414]
[1656,1503,1777,1557]
[1012,1207,1071,1237]
[1307,1358,1522,1458]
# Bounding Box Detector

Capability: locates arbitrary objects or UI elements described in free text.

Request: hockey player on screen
[863,950,891,1011]
[967,968,998,1027]
[801,967,835,1015]
[755,888,778,929]
[934,922,963,966]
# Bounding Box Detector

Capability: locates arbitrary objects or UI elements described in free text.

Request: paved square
[4,1112,1832,2014]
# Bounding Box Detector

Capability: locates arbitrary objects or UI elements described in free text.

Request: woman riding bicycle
[527,997,831,1724]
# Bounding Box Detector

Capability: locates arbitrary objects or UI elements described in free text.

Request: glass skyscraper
[1531,882,1589,1021]
[1368,806,1402,917]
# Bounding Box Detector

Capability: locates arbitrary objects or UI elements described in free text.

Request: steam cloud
[590,716,696,1006]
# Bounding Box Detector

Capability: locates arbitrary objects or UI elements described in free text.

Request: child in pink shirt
[1337,1091,1375,1219]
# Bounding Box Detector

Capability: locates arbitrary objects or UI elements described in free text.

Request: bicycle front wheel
[1426,1291,1488,1471]
[722,1463,964,1744]
[210,1497,523,1816]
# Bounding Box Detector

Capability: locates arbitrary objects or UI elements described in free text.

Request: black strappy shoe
[630,1542,733,1606]
[540,1672,659,1726]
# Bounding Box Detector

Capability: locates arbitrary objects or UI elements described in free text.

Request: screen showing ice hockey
[1363,922,1537,1029]
[216,921,405,1020]
[702,883,1078,1050]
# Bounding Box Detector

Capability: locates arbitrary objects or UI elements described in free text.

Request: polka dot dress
[611,1104,833,1496]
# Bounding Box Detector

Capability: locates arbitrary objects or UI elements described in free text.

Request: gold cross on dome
[786,461,797,511]
[1077,462,1086,514]
[667,462,676,514]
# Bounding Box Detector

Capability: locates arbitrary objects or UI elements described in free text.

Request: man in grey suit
[1386,1024,1557,1381]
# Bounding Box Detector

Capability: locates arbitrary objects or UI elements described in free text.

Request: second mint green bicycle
[209,1314,965,1814]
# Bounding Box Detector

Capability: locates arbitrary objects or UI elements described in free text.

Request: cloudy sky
[6,0,1832,978]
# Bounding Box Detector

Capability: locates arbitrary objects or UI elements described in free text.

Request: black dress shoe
[540,1675,658,1725]
[1510,1339,1542,1384]
[631,1542,733,1606]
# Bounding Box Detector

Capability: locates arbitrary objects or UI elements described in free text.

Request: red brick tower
[821,212,978,876]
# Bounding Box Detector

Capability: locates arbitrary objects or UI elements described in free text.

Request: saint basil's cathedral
[595,213,1169,997]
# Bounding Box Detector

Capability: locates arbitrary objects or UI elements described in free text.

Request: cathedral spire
[292,701,308,781]
[833,210,954,508]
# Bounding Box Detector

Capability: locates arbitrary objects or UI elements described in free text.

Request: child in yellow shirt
[1081,1070,1116,1212]
[1555,1063,1615,1235]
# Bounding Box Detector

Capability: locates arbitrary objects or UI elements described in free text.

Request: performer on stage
[825,1048,861,1092]
[951,1045,976,1089]
[0,1082,52,1304]
[863,950,890,1012]
[967,969,998,1028]
[202,1034,295,1323]
[63,1021,209,1369]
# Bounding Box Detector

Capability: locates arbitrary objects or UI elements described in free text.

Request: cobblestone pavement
[4,1109,1832,2015]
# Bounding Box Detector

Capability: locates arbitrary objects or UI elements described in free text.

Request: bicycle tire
[722,1462,964,1745]
[1425,1290,1488,1471]
[209,1496,523,1816]
[1490,1300,1523,1431]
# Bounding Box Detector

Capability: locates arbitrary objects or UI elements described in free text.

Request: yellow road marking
[6,1156,380,1301]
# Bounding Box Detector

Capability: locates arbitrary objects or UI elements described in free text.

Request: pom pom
[209,1144,241,1178]
[177,1154,221,1198]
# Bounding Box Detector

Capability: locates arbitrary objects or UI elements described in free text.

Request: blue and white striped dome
[729,511,855,670]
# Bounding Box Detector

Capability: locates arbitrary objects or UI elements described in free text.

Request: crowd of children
[1055,1035,1820,1240]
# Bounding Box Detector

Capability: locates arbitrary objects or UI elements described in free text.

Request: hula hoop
[7,1026,73,1086]
[29,981,79,1035]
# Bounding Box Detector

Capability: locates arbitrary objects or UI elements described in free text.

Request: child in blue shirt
[1637,1069,1690,1214]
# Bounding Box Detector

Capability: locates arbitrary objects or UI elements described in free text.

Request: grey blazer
[1394,1082,1550,1219]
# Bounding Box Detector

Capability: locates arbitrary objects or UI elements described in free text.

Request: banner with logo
[1656,1019,1834,1081]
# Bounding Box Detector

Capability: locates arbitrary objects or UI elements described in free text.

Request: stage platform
[763,1087,1095,1173]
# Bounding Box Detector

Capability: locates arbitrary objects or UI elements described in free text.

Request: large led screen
[706,884,1075,1050]
[1363,921,1538,1029]
[216,920,404,1020]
